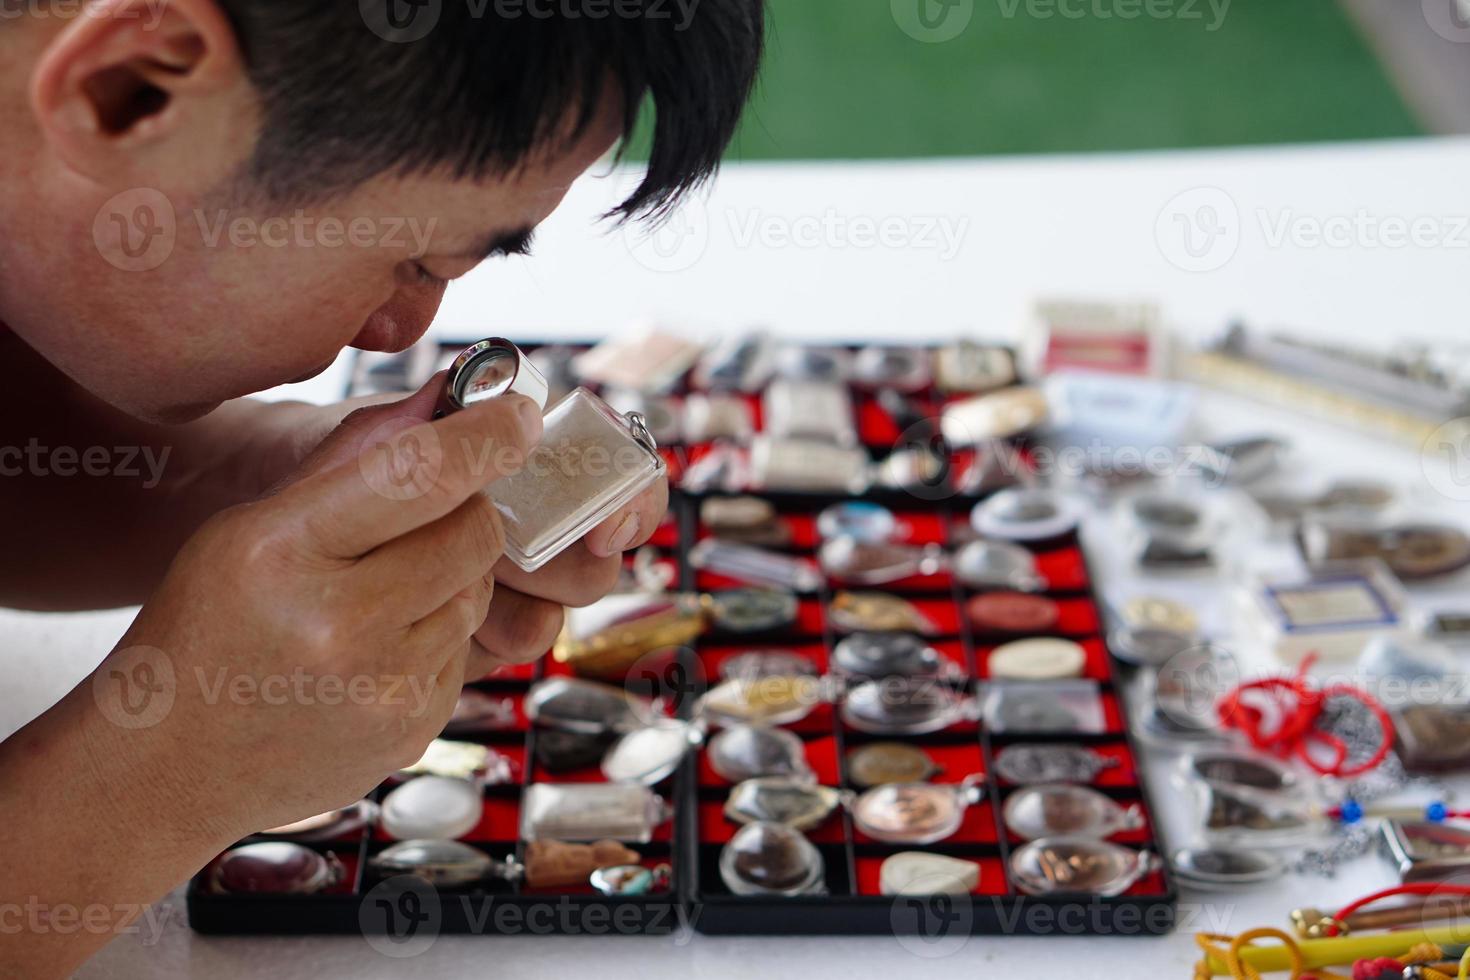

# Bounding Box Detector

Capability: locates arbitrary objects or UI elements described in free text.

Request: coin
[988,637,1087,680]
[847,742,937,788]
[1121,596,1198,634]
[966,592,1060,634]
[830,592,940,634]
[709,588,800,633]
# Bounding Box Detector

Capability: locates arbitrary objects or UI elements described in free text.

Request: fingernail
[605,513,641,555]
[511,395,544,445]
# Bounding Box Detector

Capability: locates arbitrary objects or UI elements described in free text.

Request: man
[0,1,763,974]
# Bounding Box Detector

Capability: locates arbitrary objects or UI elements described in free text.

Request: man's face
[0,9,624,423]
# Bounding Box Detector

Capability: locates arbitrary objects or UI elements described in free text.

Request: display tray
[186,339,1177,938]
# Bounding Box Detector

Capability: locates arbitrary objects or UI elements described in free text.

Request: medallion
[444,689,519,736]
[697,675,824,728]
[774,344,852,383]
[1108,625,1195,668]
[993,744,1117,786]
[846,742,938,788]
[1003,784,1144,841]
[818,538,946,586]
[708,725,813,783]
[832,632,952,678]
[935,341,1016,394]
[682,393,754,443]
[966,592,1060,634]
[724,778,845,830]
[719,650,818,682]
[841,677,974,735]
[209,842,343,895]
[400,739,514,783]
[1008,838,1158,897]
[534,729,614,774]
[526,677,649,736]
[983,681,1104,734]
[553,592,707,680]
[853,346,932,392]
[954,540,1045,592]
[987,637,1087,681]
[749,436,872,495]
[718,821,826,896]
[519,784,669,844]
[879,852,982,896]
[816,502,897,544]
[700,496,790,547]
[708,588,800,634]
[1169,846,1283,892]
[380,776,483,841]
[764,379,858,446]
[370,840,507,888]
[851,776,985,845]
[971,488,1080,542]
[830,591,941,635]
[600,720,702,786]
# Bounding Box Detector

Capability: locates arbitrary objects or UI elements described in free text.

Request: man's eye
[413,262,447,286]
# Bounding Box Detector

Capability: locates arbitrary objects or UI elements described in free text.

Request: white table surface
[7,137,1470,978]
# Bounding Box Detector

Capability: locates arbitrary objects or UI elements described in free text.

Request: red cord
[1329,883,1470,936]
[1215,654,1394,779]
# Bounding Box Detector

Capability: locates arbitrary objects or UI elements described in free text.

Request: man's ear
[29,0,249,186]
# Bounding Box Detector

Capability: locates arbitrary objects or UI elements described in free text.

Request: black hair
[215,0,764,220]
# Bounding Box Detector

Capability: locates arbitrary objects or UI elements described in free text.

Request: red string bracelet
[1215,653,1394,779]
[1329,883,1470,937]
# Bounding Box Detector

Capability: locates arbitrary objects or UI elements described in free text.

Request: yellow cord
[1459,945,1470,980]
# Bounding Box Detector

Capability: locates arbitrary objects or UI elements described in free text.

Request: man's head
[0,0,763,422]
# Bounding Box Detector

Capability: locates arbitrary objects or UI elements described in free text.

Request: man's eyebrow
[452,226,538,261]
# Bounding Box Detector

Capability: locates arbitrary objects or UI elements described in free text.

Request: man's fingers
[492,542,622,608]
[356,493,504,623]
[407,576,497,670]
[583,477,669,559]
[469,587,564,678]
[279,394,542,559]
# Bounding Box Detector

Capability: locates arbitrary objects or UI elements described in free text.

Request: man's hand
[283,377,671,680]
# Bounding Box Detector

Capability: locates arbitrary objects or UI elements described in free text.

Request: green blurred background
[714,0,1422,160]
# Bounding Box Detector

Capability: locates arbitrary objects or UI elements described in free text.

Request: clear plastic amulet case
[436,339,665,572]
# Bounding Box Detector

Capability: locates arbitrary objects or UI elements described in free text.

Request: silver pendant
[697,675,825,728]
[832,632,954,679]
[708,587,800,633]
[1381,819,1470,882]
[818,538,947,586]
[971,488,1080,542]
[1169,846,1283,891]
[816,502,897,543]
[941,387,1048,445]
[983,681,1105,734]
[526,677,650,736]
[993,744,1117,785]
[600,720,703,786]
[1002,784,1145,841]
[841,677,976,735]
[369,839,514,888]
[400,739,515,784]
[764,379,858,446]
[988,637,1087,681]
[209,842,344,895]
[444,689,519,736]
[689,538,825,592]
[774,344,852,383]
[708,725,813,783]
[749,436,872,495]
[1108,625,1196,668]
[724,778,846,830]
[519,783,670,843]
[1009,838,1159,897]
[718,821,827,896]
[719,649,818,682]
[851,776,985,845]
[954,540,1045,591]
[853,346,932,392]
[381,776,483,841]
